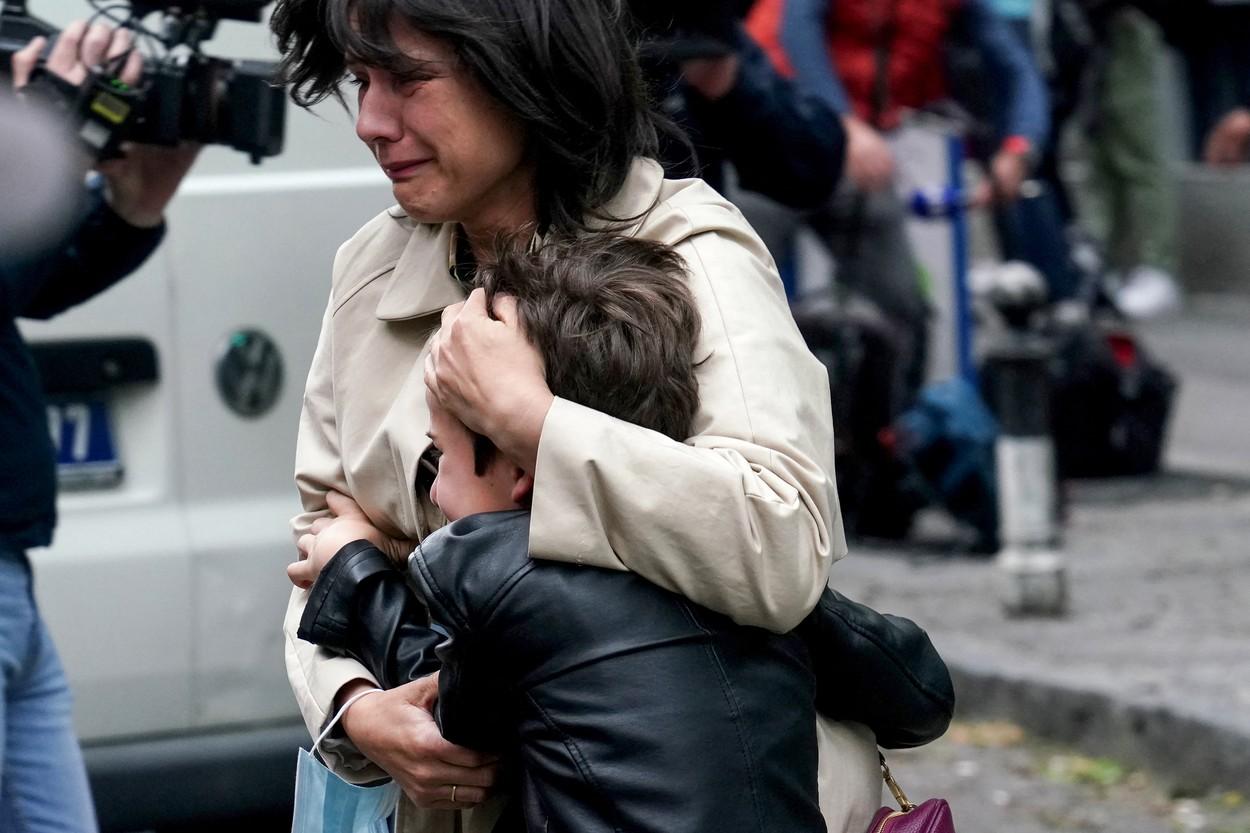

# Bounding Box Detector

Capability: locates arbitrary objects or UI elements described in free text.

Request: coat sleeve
[959,0,1051,149]
[781,0,851,116]
[283,288,382,776]
[14,185,165,321]
[528,214,846,633]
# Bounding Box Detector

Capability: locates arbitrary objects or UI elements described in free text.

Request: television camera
[0,0,284,163]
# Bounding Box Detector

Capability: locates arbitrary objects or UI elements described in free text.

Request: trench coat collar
[374,210,464,322]
[372,158,666,322]
[589,158,666,234]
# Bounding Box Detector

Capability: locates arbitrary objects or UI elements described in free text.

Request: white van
[15,2,394,827]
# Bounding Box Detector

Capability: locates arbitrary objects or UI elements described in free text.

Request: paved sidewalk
[831,471,1250,793]
[1141,298,1250,480]
[827,301,1250,792]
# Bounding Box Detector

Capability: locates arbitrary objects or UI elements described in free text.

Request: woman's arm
[429,223,845,633]
[289,291,496,806]
[286,295,381,745]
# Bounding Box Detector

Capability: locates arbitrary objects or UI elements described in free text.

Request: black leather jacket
[300,510,953,833]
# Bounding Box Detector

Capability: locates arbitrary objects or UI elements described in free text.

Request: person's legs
[0,554,97,833]
[808,186,930,406]
[1097,8,1174,274]
[1089,8,1179,318]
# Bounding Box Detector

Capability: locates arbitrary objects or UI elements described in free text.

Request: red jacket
[747,0,961,130]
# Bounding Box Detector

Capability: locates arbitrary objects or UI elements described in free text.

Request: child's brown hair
[470,234,701,473]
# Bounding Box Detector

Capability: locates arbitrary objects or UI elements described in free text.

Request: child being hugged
[290,235,954,833]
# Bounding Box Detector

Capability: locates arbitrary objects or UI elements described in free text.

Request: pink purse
[866,753,956,833]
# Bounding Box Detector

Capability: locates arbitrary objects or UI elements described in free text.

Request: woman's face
[349,24,534,235]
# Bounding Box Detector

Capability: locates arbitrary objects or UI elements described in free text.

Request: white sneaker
[1115,266,1181,320]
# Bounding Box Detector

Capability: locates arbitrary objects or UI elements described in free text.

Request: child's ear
[510,469,535,505]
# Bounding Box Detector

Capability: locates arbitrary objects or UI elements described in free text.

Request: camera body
[0,0,285,163]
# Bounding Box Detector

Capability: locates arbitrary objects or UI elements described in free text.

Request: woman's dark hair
[271,0,663,233]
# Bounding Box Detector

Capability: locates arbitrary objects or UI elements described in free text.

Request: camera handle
[22,65,140,159]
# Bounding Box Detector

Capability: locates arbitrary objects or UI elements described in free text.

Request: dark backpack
[1050,324,1177,477]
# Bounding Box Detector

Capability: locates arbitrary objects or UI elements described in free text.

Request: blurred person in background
[1169,0,1250,165]
[634,1,847,212]
[2,24,198,830]
[634,1,848,299]
[999,0,1179,318]
[972,0,1086,308]
[1081,0,1178,319]
[746,0,1050,404]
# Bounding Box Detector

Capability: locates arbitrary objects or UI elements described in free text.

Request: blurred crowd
[644,0,1222,546]
[655,0,1250,331]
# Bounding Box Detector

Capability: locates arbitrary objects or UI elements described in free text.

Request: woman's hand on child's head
[426,289,553,473]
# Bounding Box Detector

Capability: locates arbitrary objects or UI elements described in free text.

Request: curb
[947,657,1250,793]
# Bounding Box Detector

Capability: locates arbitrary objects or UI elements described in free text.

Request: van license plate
[48,399,123,489]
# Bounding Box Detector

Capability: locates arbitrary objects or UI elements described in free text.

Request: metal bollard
[983,338,1068,617]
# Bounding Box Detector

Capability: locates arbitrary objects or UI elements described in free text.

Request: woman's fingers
[286,559,315,589]
[309,517,332,535]
[326,490,366,520]
[404,760,499,808]
[462,287,489,318]
[423,349,443,404]
[439,299,465,330]
[423,782,490,809]
[487,292,518,325]
[296,532,317,559]
[339,680,501,809]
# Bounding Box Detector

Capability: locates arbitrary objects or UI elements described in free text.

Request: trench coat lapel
[375,212,465,321]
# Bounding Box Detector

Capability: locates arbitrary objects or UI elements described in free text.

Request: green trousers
[1088,8,1176,274]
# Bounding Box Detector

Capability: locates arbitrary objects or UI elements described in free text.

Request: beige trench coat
[284,158,880,832]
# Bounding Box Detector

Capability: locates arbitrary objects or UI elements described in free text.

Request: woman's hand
[339,676,499,808]
[288,491,413,588]
[425,289,553,473]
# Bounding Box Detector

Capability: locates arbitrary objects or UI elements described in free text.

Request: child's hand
[287,492,413,589]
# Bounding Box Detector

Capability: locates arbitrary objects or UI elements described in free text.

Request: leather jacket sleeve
[799,588,955,748]
[297,540,443,687]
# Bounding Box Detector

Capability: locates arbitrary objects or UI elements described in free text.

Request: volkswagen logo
[216,329,284,418]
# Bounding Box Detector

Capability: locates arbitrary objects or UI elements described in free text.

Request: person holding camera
[2,23,198,830]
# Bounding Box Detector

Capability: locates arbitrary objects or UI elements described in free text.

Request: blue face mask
[292,748,401,833]
[292,689,401,833]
